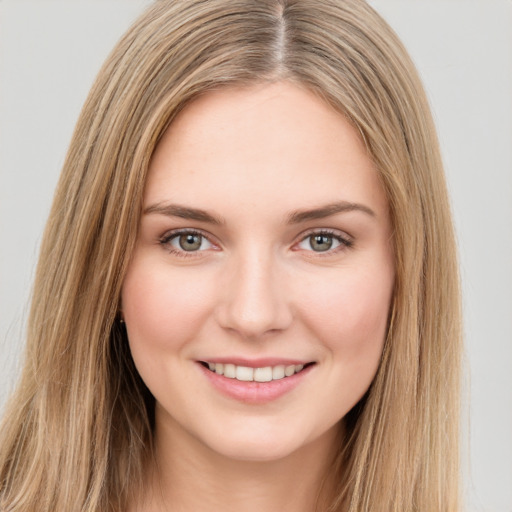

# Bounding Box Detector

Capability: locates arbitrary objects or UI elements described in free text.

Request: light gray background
[0,1,511,510]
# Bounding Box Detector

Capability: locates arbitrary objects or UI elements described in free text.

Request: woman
[0,1,462,511]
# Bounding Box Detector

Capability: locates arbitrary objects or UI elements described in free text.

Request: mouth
[199,361,316,383]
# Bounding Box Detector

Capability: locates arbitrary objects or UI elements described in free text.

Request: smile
[198,359,316,403]
[201,362,310,382]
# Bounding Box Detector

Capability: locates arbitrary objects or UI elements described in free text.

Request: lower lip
[197,363,314,404]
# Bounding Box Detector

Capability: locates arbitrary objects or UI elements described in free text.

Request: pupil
[311,234,332,251]
[179,234,201,251]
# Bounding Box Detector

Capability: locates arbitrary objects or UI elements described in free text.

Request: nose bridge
[217,244,292,338]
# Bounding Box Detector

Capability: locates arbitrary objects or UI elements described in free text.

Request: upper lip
[198,357,314,368]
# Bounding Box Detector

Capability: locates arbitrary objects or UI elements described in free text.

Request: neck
[136,414,342,512]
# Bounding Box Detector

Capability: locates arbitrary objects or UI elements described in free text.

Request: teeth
[272,365,285,380]
[224,363,236,378]
[205,362,307,382]
[284,365,295,377]
[236,366,254,381]
[254,367,272,382]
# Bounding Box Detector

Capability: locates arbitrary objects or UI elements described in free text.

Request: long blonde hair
[0,1,461,510]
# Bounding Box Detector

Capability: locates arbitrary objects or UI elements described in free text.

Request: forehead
[145,82,387,218]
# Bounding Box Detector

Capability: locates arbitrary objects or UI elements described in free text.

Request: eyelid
[293,228,353,254]
[159,228,219,257]
[158,227,353,258]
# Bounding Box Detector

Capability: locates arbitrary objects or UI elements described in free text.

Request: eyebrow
[143,200,375,225]
[286,201,375,224]
[143,203,226,225]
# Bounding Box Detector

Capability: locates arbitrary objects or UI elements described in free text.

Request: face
[122,82,395,463]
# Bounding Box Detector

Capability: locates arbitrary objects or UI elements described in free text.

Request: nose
[215,249,293,340]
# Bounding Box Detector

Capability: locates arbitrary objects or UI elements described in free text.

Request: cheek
[121,259,215,353]
[299,265,393,362]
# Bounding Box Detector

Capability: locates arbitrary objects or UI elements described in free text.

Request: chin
[206,436,304,463]
[196,419,334,464]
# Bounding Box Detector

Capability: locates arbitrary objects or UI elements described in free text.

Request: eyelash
[296,229,353,256]
[158,228,353,258]
[159,229,215,258]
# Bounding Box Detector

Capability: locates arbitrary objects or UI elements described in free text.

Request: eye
[160,230,214,255]
[296,231,352,253]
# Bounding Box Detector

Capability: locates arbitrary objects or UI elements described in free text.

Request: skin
[122,81,395,512]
